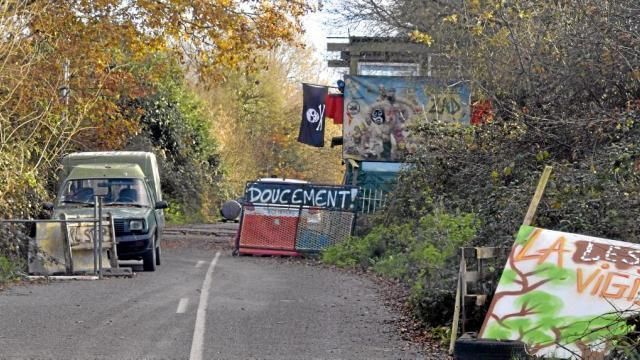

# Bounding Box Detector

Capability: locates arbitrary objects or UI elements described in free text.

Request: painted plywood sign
[342,75,470,161]
[480,226,638,359]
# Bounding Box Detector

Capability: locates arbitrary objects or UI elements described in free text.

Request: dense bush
[381,107,640,327]
[323,210,478,325]
[325,105,640,328]
[394,107,640,246]
[0,224,30,284]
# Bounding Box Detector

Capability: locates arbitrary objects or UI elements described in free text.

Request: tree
[331,0,640,119]
[0,0,311,215]
[199,43,344,198]
[0,1,86,218]
[120,56,224,222]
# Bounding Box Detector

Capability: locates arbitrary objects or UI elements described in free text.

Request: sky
[301,6,348,85]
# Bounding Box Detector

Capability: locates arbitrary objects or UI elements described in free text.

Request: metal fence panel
[295,208,355,252]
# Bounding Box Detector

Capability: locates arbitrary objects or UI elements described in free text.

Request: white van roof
[257,178,308,184]
[61,151,162,201]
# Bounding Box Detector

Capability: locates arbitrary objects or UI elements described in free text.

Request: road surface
[0,223,424,359]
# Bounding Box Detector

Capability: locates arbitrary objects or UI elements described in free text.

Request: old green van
[47,152,167,271]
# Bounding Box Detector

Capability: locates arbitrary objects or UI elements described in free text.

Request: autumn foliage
[0,0,316,271]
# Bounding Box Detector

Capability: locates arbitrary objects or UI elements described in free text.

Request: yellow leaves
[481,11,494,21]
[199,52,211,64]
[472,24,484,36]
[409,30,434,47]
[23,171,37,188]
[37,1,305,83]
[443,14,459,24]
[489,27,511,47]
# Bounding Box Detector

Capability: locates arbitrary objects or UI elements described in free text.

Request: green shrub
[373,254,409,279]
[322,233,384,269]
[323,209,478,326]
[409,259,461,326]
[0,255,20,284]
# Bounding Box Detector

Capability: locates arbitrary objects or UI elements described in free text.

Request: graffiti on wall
[480,226,639,359]
[343,76,470,161]
[66,221,112,247]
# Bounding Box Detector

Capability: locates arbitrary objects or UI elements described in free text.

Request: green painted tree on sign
[483,228,634,358]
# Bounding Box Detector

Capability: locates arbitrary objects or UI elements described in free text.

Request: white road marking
[176,298,189,314]
[195,260,205,268]
[189,251,221,360]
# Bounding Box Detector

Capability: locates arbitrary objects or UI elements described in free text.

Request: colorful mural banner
[480,226,639,359]
[342,75,470,161]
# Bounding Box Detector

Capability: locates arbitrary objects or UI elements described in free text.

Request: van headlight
[129,220,144,231]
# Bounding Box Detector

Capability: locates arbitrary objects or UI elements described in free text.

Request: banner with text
[479,226,639,359]
[244,182,359,211]
[343,75,470,161]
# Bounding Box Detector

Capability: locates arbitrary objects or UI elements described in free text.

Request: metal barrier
[296,208,355,252]
[0,197,119,278]
[237,204,300,256]
[235,181,358,256]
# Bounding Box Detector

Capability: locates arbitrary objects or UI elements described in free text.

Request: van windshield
[59,178,151,207]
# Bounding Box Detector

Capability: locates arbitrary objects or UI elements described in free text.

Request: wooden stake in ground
[448,256,465,355]
[522,165,553,226]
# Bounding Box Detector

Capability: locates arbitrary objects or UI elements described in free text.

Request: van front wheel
[143,235,157,272]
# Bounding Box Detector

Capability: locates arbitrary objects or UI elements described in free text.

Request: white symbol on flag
[306,105,325,131]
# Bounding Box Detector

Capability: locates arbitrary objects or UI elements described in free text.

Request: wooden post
[522,166,553,226]
[449,255,465,355]
[349,51,360,75]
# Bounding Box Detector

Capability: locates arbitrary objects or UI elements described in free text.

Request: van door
[145,180,165,241]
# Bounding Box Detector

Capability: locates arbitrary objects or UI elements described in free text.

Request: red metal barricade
[237,204,300,256]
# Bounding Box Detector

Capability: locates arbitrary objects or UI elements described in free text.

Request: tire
[454,337,528,360]
[143,235,157,272]
[155,243,161,266]
[221,200,242,221]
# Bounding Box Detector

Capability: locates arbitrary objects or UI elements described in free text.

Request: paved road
[0,224,422,360]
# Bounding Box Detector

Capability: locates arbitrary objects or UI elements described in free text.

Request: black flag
[298,84,327,147]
